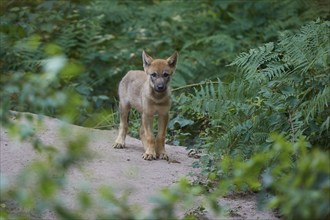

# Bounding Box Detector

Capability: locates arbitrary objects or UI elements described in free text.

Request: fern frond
[230,42,277,83]
[302,86,330,122]
[231,20,329,86]
[261,63,292,80]
[279,20,330,74]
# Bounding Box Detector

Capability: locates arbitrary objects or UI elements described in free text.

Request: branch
[288,110,295,143]
[171,80,224,92]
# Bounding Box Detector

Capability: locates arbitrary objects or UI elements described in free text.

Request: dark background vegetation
[1,0,329,219]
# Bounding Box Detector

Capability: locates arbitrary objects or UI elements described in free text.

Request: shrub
[217,134,330,220]
[175,20,329,166]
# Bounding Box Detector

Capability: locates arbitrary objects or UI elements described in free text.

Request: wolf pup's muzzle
[155,83,166,92]
[151,74,168,93]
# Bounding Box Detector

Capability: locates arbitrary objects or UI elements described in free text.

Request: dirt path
[0,113,279,219]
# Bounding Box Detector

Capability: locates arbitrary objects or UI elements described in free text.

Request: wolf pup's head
[142,50,178,93]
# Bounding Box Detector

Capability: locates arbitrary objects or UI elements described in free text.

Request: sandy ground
[0,112,279,219]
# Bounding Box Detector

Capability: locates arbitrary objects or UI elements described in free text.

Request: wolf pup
[113,50,178,161]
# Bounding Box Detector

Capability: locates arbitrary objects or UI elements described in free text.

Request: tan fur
[113,50,178,160]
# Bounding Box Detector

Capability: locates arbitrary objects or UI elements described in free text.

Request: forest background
[0,0,329,219]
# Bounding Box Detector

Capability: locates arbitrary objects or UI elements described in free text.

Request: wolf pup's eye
[163,72,169,77]
[151,73,157,78]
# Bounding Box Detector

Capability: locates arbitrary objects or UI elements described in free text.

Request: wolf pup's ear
[142,50,153,70]
[167,51,178,68]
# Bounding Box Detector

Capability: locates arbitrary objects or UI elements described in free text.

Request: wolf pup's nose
[156,84,166,92]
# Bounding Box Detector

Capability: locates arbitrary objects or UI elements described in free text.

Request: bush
[175,20,329,165]
[217,134,330,220]
[169,19,330,219]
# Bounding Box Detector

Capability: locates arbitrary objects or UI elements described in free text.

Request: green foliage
[170,19,330,219]
[230,20,329,148]
[146,178,203,220]
[176,20,329,158]
[217,135,330,220]
[1,0,327,127]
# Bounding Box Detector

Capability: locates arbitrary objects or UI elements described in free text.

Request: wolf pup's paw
[113,142,125,149]
[159,153,169,161]
[142,153,156,160]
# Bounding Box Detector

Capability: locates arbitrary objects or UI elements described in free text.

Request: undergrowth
[169,20,330,219]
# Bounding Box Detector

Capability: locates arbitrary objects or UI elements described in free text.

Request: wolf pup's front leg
[156,113,169,160]
[141,112,157,160]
